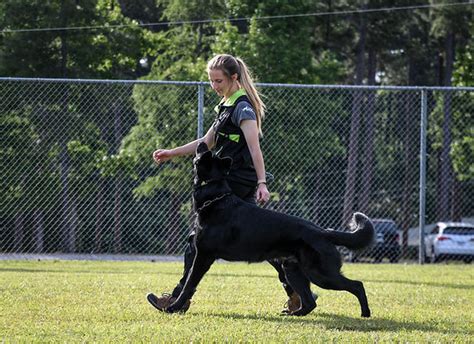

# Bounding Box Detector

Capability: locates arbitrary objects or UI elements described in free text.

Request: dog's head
[193,142,232,187]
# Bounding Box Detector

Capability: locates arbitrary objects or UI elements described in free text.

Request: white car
[424,222,474,263]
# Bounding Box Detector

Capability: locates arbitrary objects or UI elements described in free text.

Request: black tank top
[212,95,257,186]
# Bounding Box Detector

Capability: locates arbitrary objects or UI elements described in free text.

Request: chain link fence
[1,78,473,263]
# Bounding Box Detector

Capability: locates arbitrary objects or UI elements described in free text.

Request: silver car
[424,222,474,263]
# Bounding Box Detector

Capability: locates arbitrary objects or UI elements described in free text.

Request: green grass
[0,260,473,343]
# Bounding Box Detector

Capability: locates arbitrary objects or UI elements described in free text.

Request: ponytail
[207,54,266,135]
[235,57,266,135]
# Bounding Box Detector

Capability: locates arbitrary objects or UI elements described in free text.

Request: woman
[147,54,307,314]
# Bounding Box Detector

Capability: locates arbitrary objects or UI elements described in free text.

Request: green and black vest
[212,89,257,186]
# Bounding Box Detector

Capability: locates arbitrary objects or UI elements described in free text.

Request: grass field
[0,260,473,343]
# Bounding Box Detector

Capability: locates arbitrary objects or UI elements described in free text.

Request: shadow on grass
[365,278,473,290]
[204,310,471,335]
[2,267,473,291]
[0,268,156,275]
[0,267,276,279]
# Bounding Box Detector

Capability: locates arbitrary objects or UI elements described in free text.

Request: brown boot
[281,292,301,314]
[281,292,318,314]
[147,293,191,313]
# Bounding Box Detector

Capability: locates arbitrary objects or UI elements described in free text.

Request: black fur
[166,142,375,317]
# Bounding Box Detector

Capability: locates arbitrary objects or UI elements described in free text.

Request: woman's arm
[240,119,270,203]
[153,127,215,164]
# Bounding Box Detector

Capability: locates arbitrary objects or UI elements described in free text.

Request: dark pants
[171,179,296,299]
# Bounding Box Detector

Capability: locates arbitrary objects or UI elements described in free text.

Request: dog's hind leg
[166,252,215,313]
[304,268,370,318]
[281,260,316,316]
[298,245,370,317]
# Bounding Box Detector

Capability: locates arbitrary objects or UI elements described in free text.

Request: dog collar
[196,193,232,212]
[194,177,226,190]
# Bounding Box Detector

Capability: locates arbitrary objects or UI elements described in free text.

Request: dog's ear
[196,150,213,168]
[196,141,209,155]
[218,156,233,174]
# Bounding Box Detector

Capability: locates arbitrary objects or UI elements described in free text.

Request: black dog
[165,142,375,317]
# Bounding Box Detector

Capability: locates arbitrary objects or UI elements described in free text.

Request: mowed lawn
[0,260,473,343]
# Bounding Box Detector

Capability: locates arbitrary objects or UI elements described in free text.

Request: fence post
[197,84,204,138]
[418,89,428,264]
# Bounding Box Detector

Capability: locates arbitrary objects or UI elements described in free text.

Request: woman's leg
[147,232,195,312]
[171,231,196,297]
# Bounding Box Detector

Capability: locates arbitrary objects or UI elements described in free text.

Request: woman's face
[208,69,236,98]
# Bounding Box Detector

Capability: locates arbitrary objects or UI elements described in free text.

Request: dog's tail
[323,212,374,250]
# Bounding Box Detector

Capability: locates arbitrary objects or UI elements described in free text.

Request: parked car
[424,222,474,263]
[350,219,401,263]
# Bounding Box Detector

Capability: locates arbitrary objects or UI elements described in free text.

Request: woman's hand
[153,149,174,164]
[256,183,270,204]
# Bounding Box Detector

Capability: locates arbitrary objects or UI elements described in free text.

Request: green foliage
[118,82,198,195]
[428,88,473,181]
[453,48,474,87]
[0,0,152,78]
[212,0,315,83]
[160,0,226,21]
[0,111,37,211]
[312,51,347,84]
[147,27,209,80]
[451,131,474,181]
[429,0,472,40]
[1,0,472,85]
[0,0,473,249]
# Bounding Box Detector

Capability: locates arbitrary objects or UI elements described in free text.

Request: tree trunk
[312,170,321,224]
[113,178,122,253]
[33,210,44,253]
[401,92,417,252]
[451,179,462,222]
[59,130,74,253]
[324,0,332,48]
[59,0,75,252]
[13,212,25,252]
[94,94,109,253]
[438,32,455,221]
[113,102,123,253]
[359,48,376,213]
[69,199,77,253]
[94,177,105,253]
[342,6,366,225]
[400,55,419,251]
[196,23,203,55]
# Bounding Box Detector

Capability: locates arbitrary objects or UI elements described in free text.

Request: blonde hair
[207,54,266,134]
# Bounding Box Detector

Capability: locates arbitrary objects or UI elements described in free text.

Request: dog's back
[197,195,373,264]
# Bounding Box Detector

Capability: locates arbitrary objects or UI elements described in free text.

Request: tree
[212,0,315,83]
[430,0,472,221]
[0,0,154,252]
